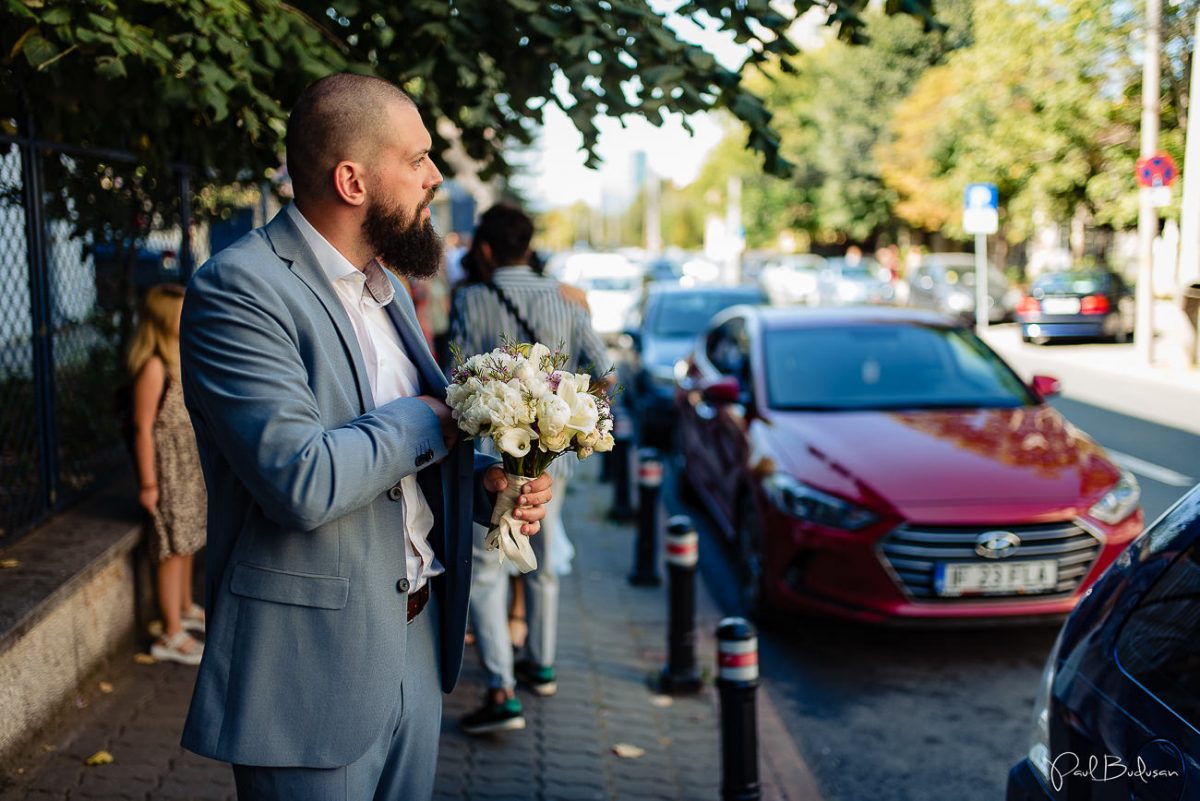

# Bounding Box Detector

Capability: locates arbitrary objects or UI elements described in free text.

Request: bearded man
[178,73,552,800]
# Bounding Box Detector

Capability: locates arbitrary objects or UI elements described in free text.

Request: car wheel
[737,493,770,622]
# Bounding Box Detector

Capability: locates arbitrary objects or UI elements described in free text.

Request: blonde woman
[128,283,207,665]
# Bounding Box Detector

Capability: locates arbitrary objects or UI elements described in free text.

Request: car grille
[878,521,1103,600]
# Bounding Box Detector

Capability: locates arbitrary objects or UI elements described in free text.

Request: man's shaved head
[286,73,415,202]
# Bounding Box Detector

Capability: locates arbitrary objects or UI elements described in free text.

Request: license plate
[934,560,1059,597]
[1042,297,1080,315]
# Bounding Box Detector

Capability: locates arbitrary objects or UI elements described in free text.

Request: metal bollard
[628,448,663,587]
[717,617,760,801]
[607,411,636,521]
[659,516,701,694]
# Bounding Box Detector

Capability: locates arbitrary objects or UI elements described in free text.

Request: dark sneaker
[460,695,525,735]
[515,660,558,697]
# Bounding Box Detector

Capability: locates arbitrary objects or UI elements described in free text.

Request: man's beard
[363,190,443,280]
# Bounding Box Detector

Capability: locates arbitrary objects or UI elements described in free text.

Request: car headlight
[763,473,878,531]
[946,291,972,312]
[1028,629,1064,789]
[1088,471,1140,524]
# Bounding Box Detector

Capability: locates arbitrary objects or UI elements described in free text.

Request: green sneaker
[460,693,525,735]
[515,660,557,697]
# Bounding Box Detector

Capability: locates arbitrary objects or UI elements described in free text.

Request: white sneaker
[150,632,204,666]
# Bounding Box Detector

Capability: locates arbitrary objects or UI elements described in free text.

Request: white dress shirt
[287,203,443,591]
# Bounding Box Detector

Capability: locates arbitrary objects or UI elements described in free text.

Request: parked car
[557,252,643,341]
[758,254,827,307]
[1017,269,1136,344]
[626,284,766,447]
[675,306,1144,621]
[905,252,1019,324]
[820,256,896,306]
[1007,485,1200,800]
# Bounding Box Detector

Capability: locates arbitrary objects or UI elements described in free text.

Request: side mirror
[619,329,641,351]
[1031,374,1061,400]
[701,376,742,405]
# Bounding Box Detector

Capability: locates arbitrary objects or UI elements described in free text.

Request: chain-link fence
[0,122,206,544]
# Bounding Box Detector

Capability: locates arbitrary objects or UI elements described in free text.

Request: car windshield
[651,292,764,337]
[764,324,1035,411]
[581,275,638,292]
[1034,272,1110,295]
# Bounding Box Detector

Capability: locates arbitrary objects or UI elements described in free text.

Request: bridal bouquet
[446,341,617,572]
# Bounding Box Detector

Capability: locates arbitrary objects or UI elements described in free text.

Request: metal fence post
[717,617,761,801]
[628,447,663,587]
[660,515,701,694]
[18,106,59,510]
[608,409,636,521]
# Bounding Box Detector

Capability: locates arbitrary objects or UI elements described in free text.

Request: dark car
[626,284,766,447]
[1017,270,1135,344]
[675,306,1143,622]
[1007,484,1200,800]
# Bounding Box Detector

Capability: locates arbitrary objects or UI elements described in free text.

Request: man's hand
[416,395,458,455]
[559,283,590,313]
[484,468,553,536]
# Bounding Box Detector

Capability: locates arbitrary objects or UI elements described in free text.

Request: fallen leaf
[98,682,114,694]
[85,750,113,766]
[659,736,673,746]
[0,559,19,569]
[612,743,645,759]
[132,653,157,665]
[649,695,673,708]
[147,620,163,638]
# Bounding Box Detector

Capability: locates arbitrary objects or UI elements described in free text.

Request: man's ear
[332,161,368,207]
[480,241,495,266]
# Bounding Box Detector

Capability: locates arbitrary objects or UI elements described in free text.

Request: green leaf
[95,54,127,78]
[22,34,60,67]
[41,6,70,24]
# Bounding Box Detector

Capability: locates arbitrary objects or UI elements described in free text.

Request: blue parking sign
[963,183,999,234]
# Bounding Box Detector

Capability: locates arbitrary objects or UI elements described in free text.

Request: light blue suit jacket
[178,209,497,768]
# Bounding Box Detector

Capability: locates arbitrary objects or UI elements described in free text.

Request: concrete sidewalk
[0,462,812,801]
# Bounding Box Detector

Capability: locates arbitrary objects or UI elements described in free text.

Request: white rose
[576,446,594,461]
[566,393,599,434]
[539,428,572,452]
[595,432,615,453]
[514,358,537,382]
[574,373,592,392]
[526,375,551,399]
[536,395,572,438]
[496,426,535,458]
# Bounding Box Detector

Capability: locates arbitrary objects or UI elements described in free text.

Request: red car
[676,306,1144,623]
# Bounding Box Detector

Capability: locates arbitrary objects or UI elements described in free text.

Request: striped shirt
[448,266,608,376]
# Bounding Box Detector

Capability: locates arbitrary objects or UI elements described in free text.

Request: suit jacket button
[424,450,435,462]
[396,578,410,593]
[387,486,403,501]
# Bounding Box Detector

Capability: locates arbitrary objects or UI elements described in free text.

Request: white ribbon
[485,472,539,573]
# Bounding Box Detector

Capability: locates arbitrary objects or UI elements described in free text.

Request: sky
[510,5,755,213]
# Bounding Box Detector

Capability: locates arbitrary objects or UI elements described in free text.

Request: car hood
[641,336,694,370]
[758,406,1120,514]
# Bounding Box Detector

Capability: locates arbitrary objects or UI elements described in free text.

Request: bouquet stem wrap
[485,472,539,573]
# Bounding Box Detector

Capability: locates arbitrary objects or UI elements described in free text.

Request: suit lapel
[264,209,374,413]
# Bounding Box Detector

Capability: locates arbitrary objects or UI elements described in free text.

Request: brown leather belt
[407,583,430,624]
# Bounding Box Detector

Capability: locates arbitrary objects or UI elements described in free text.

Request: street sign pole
[1135,0,1162,364]
[975,233,989,335]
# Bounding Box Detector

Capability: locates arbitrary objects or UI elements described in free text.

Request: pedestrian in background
[127,283,207,666]
[449,203,609,735]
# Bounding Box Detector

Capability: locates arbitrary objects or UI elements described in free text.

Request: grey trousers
[468,475,567,690]
[232,594,442,801]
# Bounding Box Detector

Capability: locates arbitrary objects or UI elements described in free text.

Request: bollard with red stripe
[607,410,636,521]
[628,448,664,586]
[659,516,701,694]
[717,617,760,801]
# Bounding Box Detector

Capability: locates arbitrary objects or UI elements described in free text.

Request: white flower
[576,445,594,461]
[566,392,599,434]
[539,428,572,452]
[536,394,572,438]
[595,432,615,453]
[529,343,551,367]
[574,373,592,393]
[514,358,537,382]
[496,426,536,458]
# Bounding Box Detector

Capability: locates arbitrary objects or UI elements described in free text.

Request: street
[662,332,1200,801]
